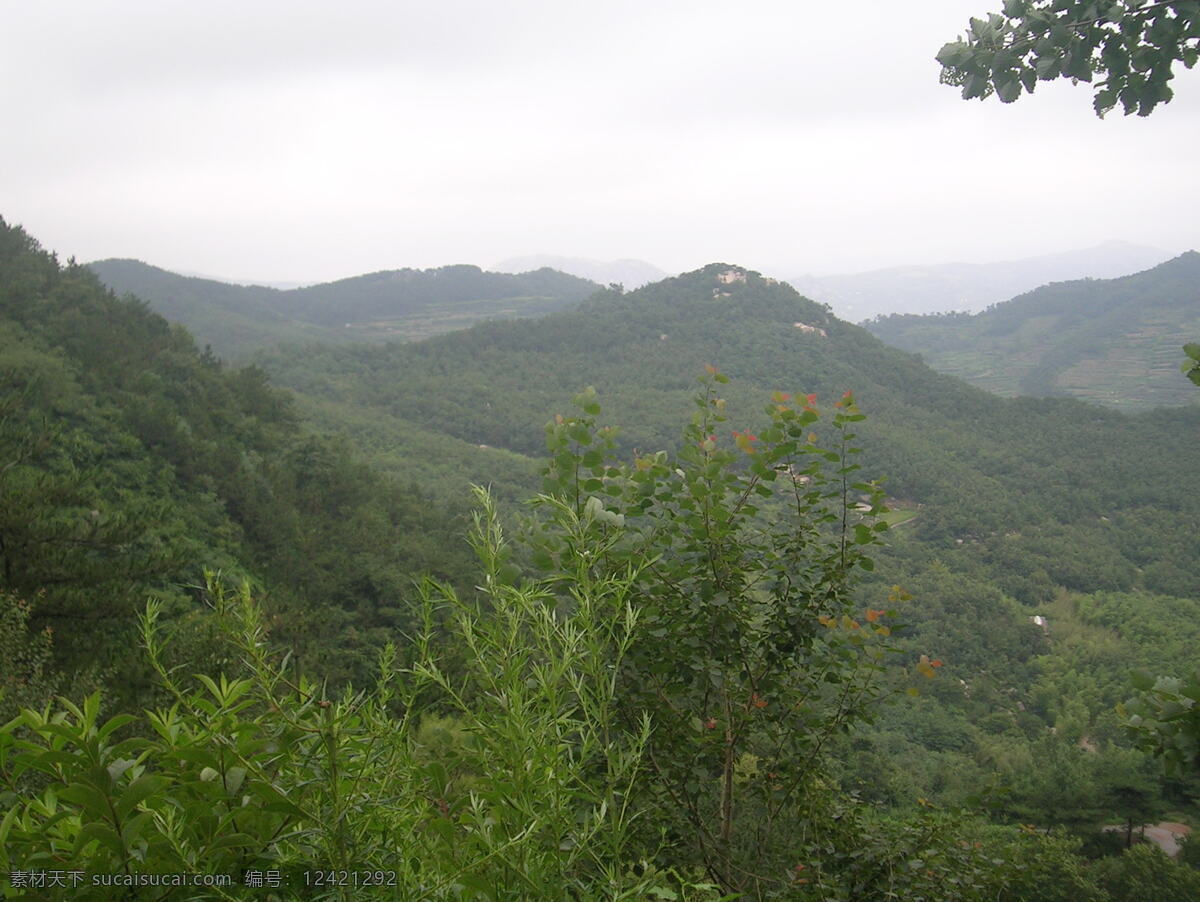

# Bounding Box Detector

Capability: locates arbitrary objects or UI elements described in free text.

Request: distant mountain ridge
[865,251,1200,409]
[492,255,668,288]
[789,241,1173,321]
[88,259,600,358]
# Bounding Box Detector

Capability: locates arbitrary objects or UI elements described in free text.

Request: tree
[937,1,1200,116]
[527,373,914,895]
[1183,343,1200,385]
[1121,668,1200,773]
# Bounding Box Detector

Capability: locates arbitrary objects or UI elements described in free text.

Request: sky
[3,0,1198,284]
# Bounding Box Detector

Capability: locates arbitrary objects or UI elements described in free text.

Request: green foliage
[527,374,910,897]
[0,548,674,901]
[764,800,1108,901]
[0,592,56,723]
[1122,668,1200,774]
[1184,343,1200,386]
[1092,842,1200,900]
[937,1,1200,116]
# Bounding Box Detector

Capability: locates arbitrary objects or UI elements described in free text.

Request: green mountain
[1,219,471,695]
[87,258,600,359]
[864,252,1200,408]
[259,263,1200,593]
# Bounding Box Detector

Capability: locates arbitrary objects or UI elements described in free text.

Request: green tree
[1121,668,1200,773]
[937,1,1200,116]
[0,591,57,722]
[1183,343,1200,385]
[528,373,912,896]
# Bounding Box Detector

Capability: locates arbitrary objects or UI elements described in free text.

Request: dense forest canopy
[0,218,473,696]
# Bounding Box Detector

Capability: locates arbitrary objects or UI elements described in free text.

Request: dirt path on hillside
[1105,821,1191,857]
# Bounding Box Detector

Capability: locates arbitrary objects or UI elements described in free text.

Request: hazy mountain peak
[492,255,669,288]
[788,241,1175,321]
[865,251,1200,409]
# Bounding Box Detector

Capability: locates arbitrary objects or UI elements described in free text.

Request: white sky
[3,0,1197,283]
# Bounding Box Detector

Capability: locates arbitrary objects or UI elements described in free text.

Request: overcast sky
[3,0,1197,284]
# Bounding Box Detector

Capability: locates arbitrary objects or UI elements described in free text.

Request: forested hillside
[7,225,1200,898]
[0,219,472,699]
[88,258,599,359]
[257,263,1200,862]
[259,263,1200,580]
[865,253,1200,408]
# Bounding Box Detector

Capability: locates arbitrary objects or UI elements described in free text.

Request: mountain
[258,264,1200,593]
[0,219,470,691]
[865,252,1200,409]
[87,259,600,359]
[491,254,668,288]
[789,241,1173,321]
[14,216,1200,871]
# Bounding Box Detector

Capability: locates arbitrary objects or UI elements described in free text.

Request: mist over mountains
[88,243,1198,412]
[491,255,669,288]
[789,241,1173,321]
[866,252,1200,409]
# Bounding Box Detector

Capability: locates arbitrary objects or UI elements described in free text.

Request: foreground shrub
[0,498,674,900]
